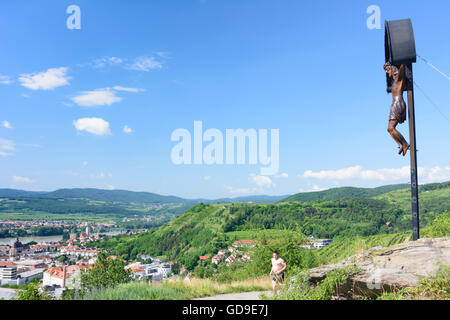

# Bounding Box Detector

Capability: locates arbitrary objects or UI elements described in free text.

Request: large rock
[307,237,450,298]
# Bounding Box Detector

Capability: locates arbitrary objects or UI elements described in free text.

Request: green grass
[80,277,272,300]
[225,229,298,241]
[265,266,360,300]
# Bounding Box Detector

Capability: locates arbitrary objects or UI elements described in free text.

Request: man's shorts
[389,95,407,123]
[270,271,285,283]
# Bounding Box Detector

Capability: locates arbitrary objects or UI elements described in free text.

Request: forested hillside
[282,183,409,202]
[92,181,450,269]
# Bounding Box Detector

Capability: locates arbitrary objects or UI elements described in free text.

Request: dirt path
[193,291,271,300]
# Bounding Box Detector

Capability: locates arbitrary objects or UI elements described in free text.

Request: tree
[171,263,181,275]
[57,255,67,264]
[183,253,199,271]
[16,282,50,300]
[80,253,131,292]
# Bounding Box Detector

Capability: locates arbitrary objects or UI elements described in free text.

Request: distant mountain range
[0,183,415,205]
[0,188,186,204]
[0,187,288,205]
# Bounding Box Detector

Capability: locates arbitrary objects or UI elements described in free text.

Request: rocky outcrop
[307,237,450,298]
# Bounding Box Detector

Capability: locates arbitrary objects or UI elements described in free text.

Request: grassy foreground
[81,277,272,300]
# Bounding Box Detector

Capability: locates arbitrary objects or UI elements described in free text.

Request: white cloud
[92,57,125,68]
[0,138,15,157]
[302,165,450,183]
[275,173,288,178]
[226,186,257,195]
[91,172,112,179]
[0,75,12,85]
[303,166,362,180]
[73,117,111,136]
[12,176,33,183]
[19,67,70,90]
[71,88,122,107]
[24,143,42,148]
[2,120,12,129]
[113,86,145,93]
[106,184,115,190]
[61,101,74,107]
[127,56,163,71]
[298,184,327,193]
[204,176,211,181]
[122,125,134,134]
[421,166,450,182]
[227,174,275,195]
[249,173,274,188]
[311,184,326,192]
[82,161,88,167]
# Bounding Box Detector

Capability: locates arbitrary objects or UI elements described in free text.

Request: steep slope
[93,181,450,265]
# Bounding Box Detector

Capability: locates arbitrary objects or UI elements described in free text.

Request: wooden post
[407,64,420,240]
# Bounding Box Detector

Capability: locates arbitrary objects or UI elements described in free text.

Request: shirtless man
[384,62,410,156]
[270,250,287,294]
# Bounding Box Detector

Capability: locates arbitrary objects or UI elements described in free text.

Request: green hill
[92,181,450,268]
[45,188,188,204]
[0,188,187,204]
[282,183,410,202]
[375,181,450,213]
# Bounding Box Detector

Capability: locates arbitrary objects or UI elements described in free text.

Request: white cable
[413,81,450,125]
[417,54,450,81]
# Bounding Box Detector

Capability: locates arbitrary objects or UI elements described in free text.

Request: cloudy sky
[1,0,450,199]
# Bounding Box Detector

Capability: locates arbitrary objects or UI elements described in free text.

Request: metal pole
[407,64,419,240]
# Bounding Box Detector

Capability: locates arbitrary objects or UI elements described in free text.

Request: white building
[0,262,44,286]
[60,246,99,258]
[126,262,172,282]
[43,265,85,289]
[311,239,333,249]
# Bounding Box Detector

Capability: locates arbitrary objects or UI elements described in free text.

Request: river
[0,235,63,245]
[0,229,129,246]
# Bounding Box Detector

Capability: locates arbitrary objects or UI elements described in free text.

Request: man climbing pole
[384,62,410,156]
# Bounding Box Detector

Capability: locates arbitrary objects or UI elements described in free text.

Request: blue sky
[1,0,450,199]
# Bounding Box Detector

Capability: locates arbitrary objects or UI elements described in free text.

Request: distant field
[375,186,450,215]
[0,196,193,223]
[0,211,117,222]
